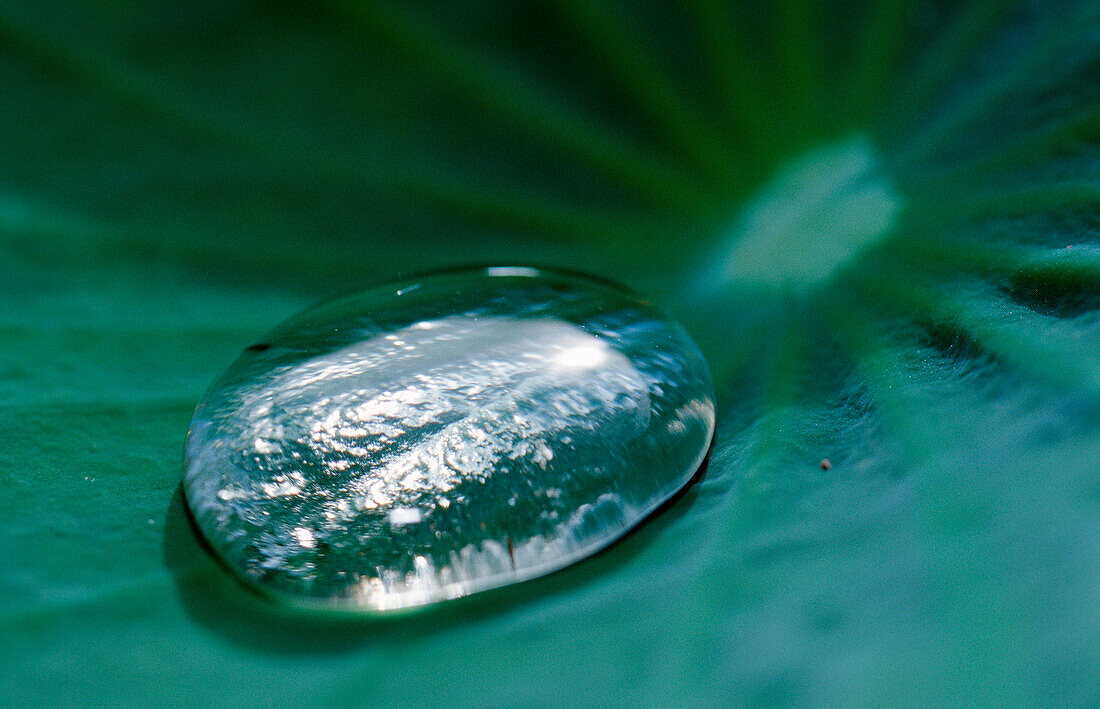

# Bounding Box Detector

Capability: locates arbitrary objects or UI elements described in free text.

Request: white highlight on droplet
[552,341,610,370]
[388,507,423,525]
[486,266,540,278]
[292,527,316,548]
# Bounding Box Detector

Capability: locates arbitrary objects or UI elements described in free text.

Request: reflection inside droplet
[184,267,715,612]
[552,341,610,369]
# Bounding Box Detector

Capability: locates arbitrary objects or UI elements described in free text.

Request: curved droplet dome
[184,267,715,611]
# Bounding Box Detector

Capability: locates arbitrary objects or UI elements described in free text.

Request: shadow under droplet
[163,454,709,654]
[163,484,380,654]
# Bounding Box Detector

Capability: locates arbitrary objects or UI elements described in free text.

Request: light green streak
[550,0,738,183]
[855,269,1100,396]
[0,188,671,287]
[699,136,902,292]
[825,300,1048,705]
[328,0,714,212]
[910,104,1100,186]
[826,302,979,460]
[915,179,1100,222]
[0,6,702,234]
[896,4,1099,165]
[847,0,909,124]
[886,0,1012,131]
[681,0,776,167]
[773,0,823,141]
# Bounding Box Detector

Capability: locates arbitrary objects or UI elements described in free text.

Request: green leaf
[2,1,1098,705]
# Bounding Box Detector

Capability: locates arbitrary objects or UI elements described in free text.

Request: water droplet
[184,267,715,612]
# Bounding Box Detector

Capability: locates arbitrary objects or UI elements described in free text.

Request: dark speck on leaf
[245,343,271,352]
[820,459,832,471]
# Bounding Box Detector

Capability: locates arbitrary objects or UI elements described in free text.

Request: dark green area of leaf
[1,0,1099,706]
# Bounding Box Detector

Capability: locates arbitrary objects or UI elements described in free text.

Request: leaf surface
[2,1,1099,706]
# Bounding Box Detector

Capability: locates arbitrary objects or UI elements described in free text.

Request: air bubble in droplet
[183,267,715,612]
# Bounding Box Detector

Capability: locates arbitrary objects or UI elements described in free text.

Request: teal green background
[2,1,1099,706]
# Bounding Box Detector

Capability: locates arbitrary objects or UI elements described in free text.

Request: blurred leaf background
[2,0,1099,706]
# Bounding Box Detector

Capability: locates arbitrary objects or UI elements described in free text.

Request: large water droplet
[184,267,715,612]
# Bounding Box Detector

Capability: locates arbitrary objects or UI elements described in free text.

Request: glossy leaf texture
[1,1,1098,706]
